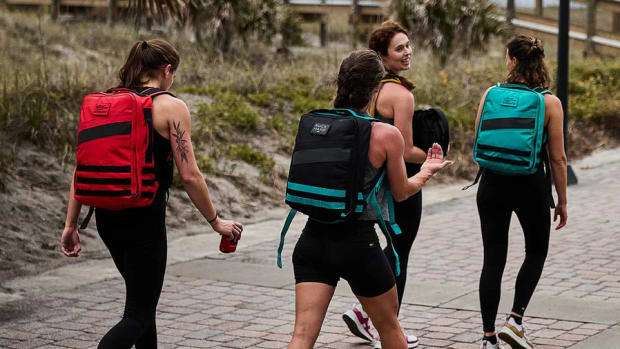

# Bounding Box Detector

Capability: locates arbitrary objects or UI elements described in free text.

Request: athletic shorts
[292,219,396,298]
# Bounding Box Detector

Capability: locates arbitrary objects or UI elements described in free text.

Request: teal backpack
[465,84,555,208]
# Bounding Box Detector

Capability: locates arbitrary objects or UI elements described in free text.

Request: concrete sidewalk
[1,147,620,348]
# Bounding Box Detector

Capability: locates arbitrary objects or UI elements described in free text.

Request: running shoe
[481,339,504,349]
[372,333,419,348]
[342,303,374,342]
[498,317,534,349]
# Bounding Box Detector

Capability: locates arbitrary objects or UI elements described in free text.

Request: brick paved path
[1,148,619,348]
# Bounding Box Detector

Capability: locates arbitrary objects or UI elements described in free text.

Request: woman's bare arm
[377,124,451,202]
[155,95,242,240]
[546,95,568,229]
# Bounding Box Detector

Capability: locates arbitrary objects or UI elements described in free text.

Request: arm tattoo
[172,121,189,163]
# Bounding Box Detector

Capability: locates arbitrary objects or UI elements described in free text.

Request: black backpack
[277,108,402,274]
[412,107,450,156]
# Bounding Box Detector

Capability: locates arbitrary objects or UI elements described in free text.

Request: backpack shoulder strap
[134,87,177,98]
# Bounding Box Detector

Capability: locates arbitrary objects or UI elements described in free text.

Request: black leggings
[95,199,167,349]
[383,190,422,309]
[477,169,550,333]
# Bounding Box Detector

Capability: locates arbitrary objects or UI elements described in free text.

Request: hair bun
[529,38,544,56]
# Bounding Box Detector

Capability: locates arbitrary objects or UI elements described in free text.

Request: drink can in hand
[219,235,238,253]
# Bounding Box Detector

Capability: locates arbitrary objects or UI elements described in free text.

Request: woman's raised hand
[420,143,453,175]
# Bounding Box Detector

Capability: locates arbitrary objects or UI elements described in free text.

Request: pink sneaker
[342,303,375,342]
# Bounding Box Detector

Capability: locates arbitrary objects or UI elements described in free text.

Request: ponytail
[506,35,550,89]
[334,50,385,110]
[118,39,180,89]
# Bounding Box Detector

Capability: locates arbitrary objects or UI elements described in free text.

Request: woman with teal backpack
[474,36,568,349]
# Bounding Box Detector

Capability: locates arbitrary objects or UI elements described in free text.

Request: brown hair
[118,39,180,89]
[334,50,385,111]
[506,35,550,89]
[368,20,414,90]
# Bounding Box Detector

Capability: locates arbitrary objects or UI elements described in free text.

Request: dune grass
[0,8,618,189]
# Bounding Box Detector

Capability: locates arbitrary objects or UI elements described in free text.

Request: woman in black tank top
[61,39,244,349]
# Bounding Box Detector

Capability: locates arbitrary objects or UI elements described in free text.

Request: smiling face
[380,32,412,73]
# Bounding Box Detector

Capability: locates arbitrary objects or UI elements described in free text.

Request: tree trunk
[107,0,116,27]
[51,0,59,21]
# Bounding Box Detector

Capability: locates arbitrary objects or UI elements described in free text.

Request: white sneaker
[481,339,504,349]
[373,332,419,348]
[342,303,375,342]
[498,317,534,349]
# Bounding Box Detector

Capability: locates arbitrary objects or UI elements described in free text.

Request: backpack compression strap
[276,209,297,269]
[367,171,402,276]
[79,206,95,230]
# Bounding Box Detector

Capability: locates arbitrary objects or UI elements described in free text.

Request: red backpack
[74,87,173,214]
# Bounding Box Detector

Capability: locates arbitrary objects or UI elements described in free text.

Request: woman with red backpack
[60,39,243,348]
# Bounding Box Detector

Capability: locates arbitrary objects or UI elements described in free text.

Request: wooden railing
[505,0,620,53]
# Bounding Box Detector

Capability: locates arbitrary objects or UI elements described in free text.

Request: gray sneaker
[481,339,504,349]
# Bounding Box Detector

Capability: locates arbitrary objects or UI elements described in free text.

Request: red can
[219,235,238,253]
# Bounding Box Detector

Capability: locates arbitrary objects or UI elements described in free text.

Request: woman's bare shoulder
[153,94,189,116]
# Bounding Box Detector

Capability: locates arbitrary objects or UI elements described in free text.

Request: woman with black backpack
[342,21,426,348]
[475,36,568,349]
[60,39,243,349]
[287,49,451,349]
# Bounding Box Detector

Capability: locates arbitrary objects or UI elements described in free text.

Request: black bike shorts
[292,219,396,298]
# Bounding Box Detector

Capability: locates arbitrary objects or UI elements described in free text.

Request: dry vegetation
[0,8,618,281]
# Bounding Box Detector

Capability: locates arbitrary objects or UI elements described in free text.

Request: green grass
[228,144,275,176]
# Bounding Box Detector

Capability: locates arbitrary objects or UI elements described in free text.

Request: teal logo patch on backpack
[473,84,551,175]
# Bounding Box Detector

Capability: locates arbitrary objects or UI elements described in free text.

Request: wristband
[207,211,218,224]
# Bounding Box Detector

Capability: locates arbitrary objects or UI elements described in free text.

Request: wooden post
[351,0,360,49]
[51,0,59,21]
[107,0,116,27]
[535,0,543,17]
[613,12,620,33]
[506,0,516,36]
[584,0,597,56]
[320,16,327,47]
